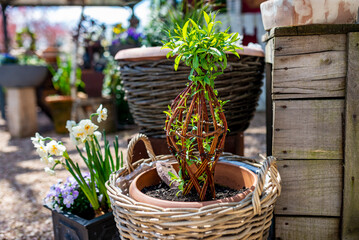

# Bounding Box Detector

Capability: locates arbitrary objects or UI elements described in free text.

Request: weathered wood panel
[342,32,359,240]
[273,51,346,82]
[273,100,344,159]
[265,24,359,40]
[275,160,342,216]
[272,77,345,99]
[265,38,274,64]
[274,34,346,56]
[276,217,340,240]
[271,34,346,99]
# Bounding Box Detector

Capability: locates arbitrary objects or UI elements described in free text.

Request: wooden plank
[275,160,342,216]
[342,32,359,240]
[273,51,346,82]
[276,216,340,240]
[265,24,359,40]
[265,38,274,64]
[274,34,346,56]
[272,77,345,100]
[273,100,344,159]
[266,63,273,156]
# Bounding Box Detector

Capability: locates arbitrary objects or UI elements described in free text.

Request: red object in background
[241,0,266,45]
[242,28,258,45]
[242,0,266,13]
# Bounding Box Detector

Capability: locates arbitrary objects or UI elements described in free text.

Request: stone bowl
[0,65,48,88]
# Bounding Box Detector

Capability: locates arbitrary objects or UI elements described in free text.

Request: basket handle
[126,133,156,173]
[251,156,281,215]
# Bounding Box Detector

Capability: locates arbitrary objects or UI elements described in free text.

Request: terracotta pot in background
[45,95,73,134]
[41,46,60,65]
[129,162,258,208]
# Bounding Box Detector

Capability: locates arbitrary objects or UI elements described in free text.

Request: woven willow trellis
[106,134,281,240]
[119,54,264,137]
[165,81,228,200]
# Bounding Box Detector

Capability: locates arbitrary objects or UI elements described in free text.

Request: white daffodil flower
[94,131,102,141]
[72,125,87,142]
[36,142,48,159]
[79,119,98,136]
[69,132,82,146]
[46,140,66,156]
[44,167,55,176]
[31,132,44,147]
[66,120,77,133]
[96,104,108,123]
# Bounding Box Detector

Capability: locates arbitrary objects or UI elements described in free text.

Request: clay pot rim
[115,46,264,61]
[45,95,73,103]
[129,161,258,209]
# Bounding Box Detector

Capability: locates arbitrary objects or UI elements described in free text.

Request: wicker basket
[116,47,265,137]
[106,134,281,239]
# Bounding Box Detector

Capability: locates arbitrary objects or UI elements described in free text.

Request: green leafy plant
[48,56,85,96]
[32,105,123,217]
[162,11,241,200]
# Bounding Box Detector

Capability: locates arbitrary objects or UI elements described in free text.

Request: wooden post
[6,88,37,138]
[1,3,9,53]
[342,32,359,240]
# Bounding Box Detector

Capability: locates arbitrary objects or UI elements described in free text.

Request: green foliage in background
[102,56,133,124]
[142,1,209,47]
[48,56,85,96]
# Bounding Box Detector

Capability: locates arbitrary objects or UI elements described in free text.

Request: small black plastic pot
[45,206,119,240]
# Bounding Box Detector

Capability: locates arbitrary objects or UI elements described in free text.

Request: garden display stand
[0,65,48,137]
[106,134,281,239]
[265,24,359,239]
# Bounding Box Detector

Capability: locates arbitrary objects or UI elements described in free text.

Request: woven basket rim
[115,46,264,61]
[106,134,281,239]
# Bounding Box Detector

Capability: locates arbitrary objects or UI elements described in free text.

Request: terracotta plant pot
[41,46,60,65]
[129,162,258,208]
[45,95,73,134]
[260,0,359,30]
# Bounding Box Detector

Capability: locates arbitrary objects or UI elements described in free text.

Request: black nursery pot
[45,206,119,240]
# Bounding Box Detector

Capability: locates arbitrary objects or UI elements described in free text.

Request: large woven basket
[116,47,265,137]
[106,134,281,239]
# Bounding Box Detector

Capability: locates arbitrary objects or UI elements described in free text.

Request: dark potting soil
[142,182,248,202]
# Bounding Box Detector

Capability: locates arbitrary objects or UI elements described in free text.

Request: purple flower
[72,190,79,198]
[63,195,75,208]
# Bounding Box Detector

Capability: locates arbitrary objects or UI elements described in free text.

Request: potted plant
[131,11,256,201]
[31,105,121,240]
[106,12,281,239]
[46,55,85,134]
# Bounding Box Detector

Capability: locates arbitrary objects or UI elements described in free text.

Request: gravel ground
[0,110,266,240]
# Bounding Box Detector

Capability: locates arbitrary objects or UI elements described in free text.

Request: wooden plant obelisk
[163,11,241,200]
